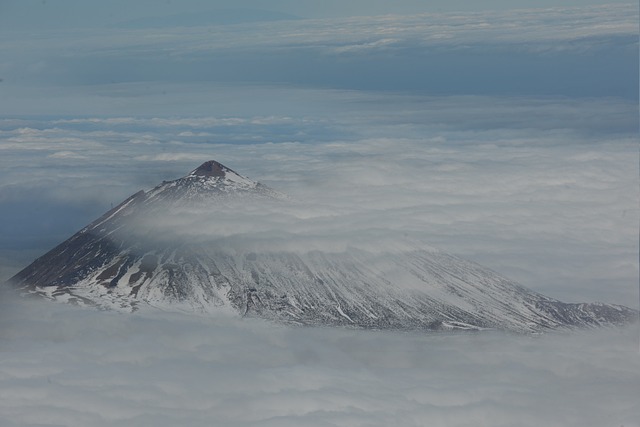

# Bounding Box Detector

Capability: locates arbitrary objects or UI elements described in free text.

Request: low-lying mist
[116,191,442,255]
[0,292,638,427]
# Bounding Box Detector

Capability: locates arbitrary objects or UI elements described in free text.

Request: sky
[0,0,636,28]
[0,1,639,425]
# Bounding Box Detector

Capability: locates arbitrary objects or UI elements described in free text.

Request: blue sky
[0,0,636,28]
[1,3,637,102]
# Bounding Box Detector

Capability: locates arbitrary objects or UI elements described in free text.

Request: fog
[0,293,638,427]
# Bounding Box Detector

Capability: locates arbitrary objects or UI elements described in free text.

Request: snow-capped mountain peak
[143,160,281,203]
[8,161,638,333]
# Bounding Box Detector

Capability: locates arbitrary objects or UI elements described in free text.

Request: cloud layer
[1,92,637,306]
[0,294,638,427]
[0,3,637,104]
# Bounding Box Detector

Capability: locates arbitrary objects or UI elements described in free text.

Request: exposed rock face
[190,160,231,177]
[8,161,637,333]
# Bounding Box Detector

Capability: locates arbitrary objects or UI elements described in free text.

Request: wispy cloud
[0,4,637,102]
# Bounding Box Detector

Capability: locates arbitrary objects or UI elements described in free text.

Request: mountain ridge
[8,160,637,333]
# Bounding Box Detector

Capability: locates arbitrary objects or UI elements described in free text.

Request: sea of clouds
[1,3,639,425]
[0,292,638,427]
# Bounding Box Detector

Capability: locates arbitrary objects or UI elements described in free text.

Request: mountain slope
[8,160,637,333]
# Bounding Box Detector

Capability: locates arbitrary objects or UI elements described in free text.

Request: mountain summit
[190,160,234,177]
[8,161,637,333]
[138,160,283,206]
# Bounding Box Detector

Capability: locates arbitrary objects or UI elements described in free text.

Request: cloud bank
[0,294,638,427]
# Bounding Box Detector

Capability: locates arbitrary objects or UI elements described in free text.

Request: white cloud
[48,151,87,159]
[133,153,213,162]
[0,294,638,427]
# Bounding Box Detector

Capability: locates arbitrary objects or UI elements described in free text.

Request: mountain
[8,160,637,333]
